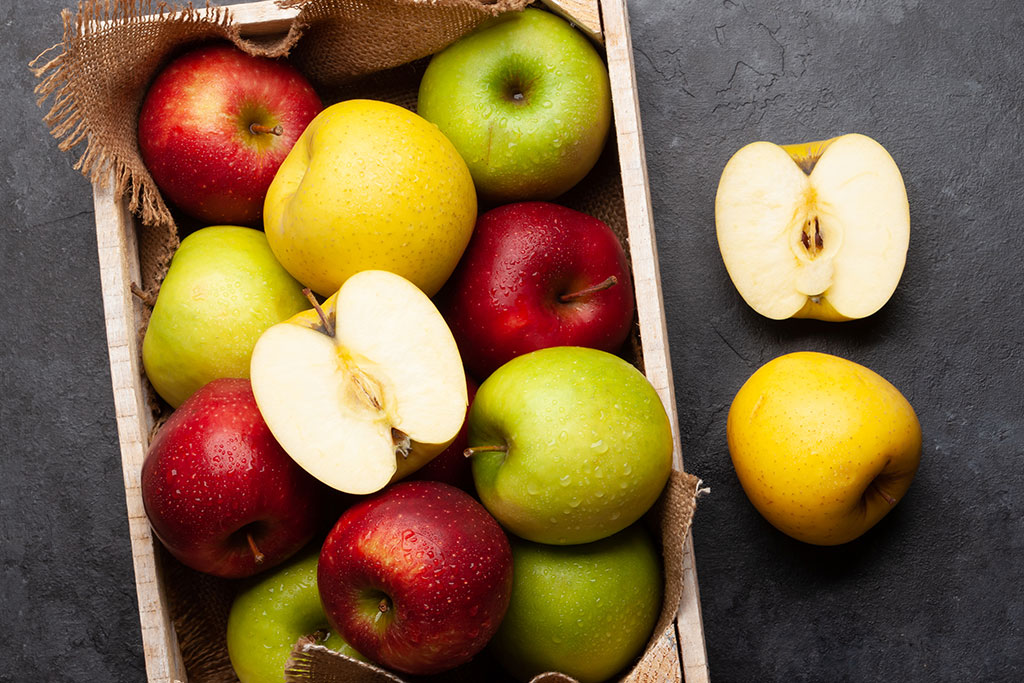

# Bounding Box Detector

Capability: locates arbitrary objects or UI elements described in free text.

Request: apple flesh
[716,133,910,320]
[138,43,321,226]
[728,351,922,545]
[489,524,663,683]
[142,225,309,408]
[318,481,513,675]
[417,8,612,203]
[440,201,635,380]
[468,346,673,545]
[250,270,468,495]
[407,375,478,493]
[227,550,363,683]
[141,378,325,578]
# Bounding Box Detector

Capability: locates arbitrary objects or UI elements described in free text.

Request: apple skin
[227,550,364,683]
[142,225,309,408]
[318,481,513,675]
[728,351,922,545]
[141,378,326,578]
[417,8,612,203]
[439,202,634,380]
[138,43,321,226]
[489,524,662,683]
[468,346,673,545]
[407,376,478,493]
[263,99,477,297]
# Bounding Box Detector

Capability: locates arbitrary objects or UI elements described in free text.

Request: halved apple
[250,270,468,495]
[715,133,910,321]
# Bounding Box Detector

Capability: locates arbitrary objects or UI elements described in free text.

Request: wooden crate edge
[92,174,187,683]
[600,0,710,680]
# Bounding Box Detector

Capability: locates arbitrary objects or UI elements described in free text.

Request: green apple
[142,225,308,408]
[490,524,663,683]
[417,8,612,203]
[227,550,363,683]
[467,346,673,545]
[263,99,477,297]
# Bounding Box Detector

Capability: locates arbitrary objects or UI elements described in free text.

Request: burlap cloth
[32,1,702,681]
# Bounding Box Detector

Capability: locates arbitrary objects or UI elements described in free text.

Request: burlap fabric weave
[32,1,700,681]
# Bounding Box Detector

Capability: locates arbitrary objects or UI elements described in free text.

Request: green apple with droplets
[466,346,673,544]
[489,524,663,683]
[227,550,364,683]
[142,225,309,408]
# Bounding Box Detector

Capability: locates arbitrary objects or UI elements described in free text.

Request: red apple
[141,378,325,578]
[138,43,322,226]
[407,375,478,493]
[318,481,513,675]
[439,201,635,379]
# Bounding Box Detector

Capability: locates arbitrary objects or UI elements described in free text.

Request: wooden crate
[90,0,709,681]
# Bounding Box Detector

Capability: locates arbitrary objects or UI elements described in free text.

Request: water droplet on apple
[610,511,621,520]
[623,463,632,475]
[559,474,571,487]
[568,497,581,508]
[527,482,540,495]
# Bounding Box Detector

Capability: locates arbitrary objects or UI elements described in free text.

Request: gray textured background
[2,1,1022,681]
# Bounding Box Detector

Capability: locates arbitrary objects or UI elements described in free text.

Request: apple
[467,346,673,545]
[318,480,513,675]
[489,524,662,683]
[142,225,309,408]
[250,270,468,495]
[728,351,922,545]
[407,375,478,493]
[138,43,321,226]
[439,201,635,380]
[227,549,364,683]
[417,8,612,203]
[141,378,325,578]
[263,99,477,297]
[715,133,910,321]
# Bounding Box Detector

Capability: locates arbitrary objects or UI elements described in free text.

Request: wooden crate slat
[93,175,187,683]
[600,0,710,680]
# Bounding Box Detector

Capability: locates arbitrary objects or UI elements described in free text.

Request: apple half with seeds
[250,270,467,495]
[715,133,910,321]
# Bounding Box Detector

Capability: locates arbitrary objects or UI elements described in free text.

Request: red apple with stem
[407,375,478,493]
[318,480,513,675]
[141,378,326,578]
[438,201,635,380]
[138,43,322,226]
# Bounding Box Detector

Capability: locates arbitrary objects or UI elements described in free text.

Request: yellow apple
[263,99,477,297]
[716,133,910,321]
[727,351,921,545]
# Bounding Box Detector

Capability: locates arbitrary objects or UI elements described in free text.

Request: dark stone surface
[1,1,1021,682]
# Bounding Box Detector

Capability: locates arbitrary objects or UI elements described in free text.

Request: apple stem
[250,122,283,136]
[378,597,390,614]
[246,532,265,566]
[872,482,897,505]
[559,276,618,303]
[302,288,334,337]
[463,445,508,459]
